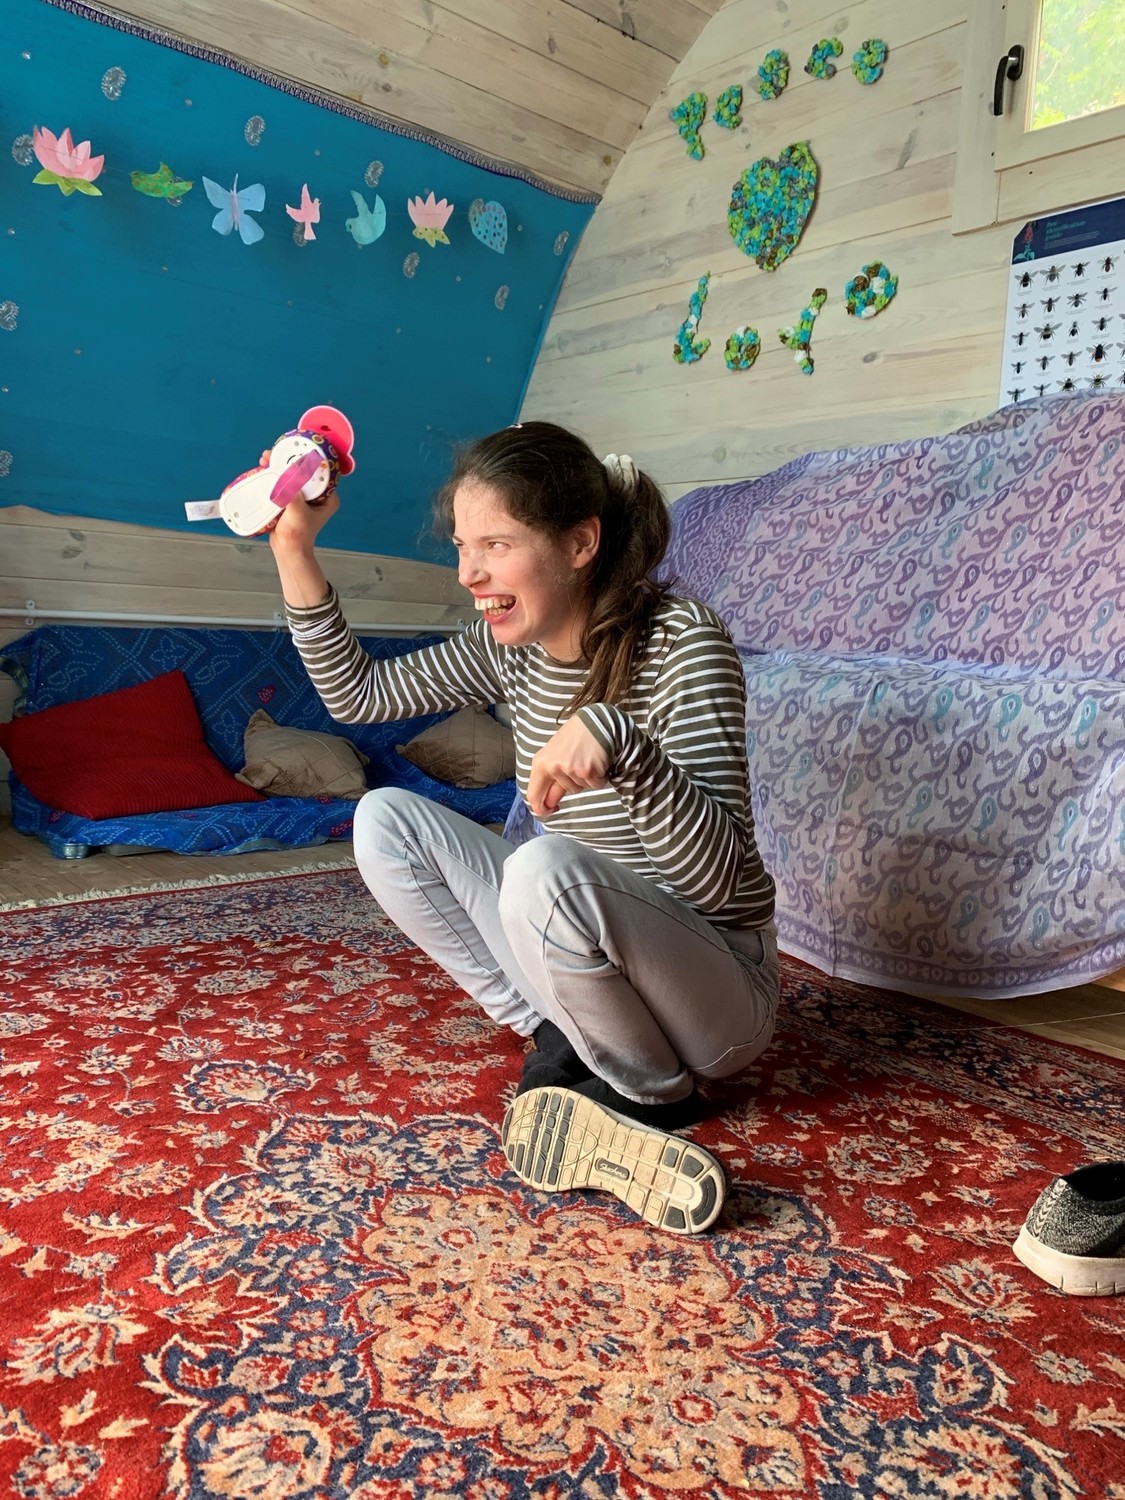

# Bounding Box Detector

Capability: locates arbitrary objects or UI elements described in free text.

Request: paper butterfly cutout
[202,174,266,244]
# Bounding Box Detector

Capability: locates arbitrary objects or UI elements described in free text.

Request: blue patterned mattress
[1,623,515,858]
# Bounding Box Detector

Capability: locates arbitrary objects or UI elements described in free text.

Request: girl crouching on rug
[268,421,780,1235]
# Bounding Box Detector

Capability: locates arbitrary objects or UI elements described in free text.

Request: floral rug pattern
[1,869,1124,1499]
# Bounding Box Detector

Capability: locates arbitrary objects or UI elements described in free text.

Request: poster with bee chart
[1000,193,1125,409]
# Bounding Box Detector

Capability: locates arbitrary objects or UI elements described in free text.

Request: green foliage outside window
[1030,0,1125,129]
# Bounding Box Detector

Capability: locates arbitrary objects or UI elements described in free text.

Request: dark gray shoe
[501,1085,726,1235]
[1013,1162,1125,1296]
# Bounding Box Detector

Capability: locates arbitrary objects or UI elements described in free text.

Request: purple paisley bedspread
[665,391,1125,997]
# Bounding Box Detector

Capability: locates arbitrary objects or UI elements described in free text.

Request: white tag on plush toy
[184,500,222,521]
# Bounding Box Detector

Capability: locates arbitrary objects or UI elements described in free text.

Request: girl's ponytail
[572,460,671,711]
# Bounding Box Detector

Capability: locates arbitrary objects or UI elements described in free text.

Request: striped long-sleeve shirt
[287,588,775,930]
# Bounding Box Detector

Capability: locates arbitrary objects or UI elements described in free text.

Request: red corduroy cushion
[0,670,265,819]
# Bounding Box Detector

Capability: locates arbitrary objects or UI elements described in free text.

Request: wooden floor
[0,818,355,905]
[3,820,1124,1063]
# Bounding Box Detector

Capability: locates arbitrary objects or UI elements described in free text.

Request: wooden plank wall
[0,506,467,634]
[522,0,1023,500]
[93,0,723,197]
[0,506,470,684]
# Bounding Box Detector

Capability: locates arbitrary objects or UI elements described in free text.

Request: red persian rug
[1,868,1124,1500]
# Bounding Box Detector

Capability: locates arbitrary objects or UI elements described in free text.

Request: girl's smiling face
[452,479,599,662]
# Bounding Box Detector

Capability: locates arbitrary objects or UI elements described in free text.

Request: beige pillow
[397,706,516,789]
[236,709,369,799]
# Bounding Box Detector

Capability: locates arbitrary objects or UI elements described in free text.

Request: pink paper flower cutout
[407,192,454,247]
[32,126,105,195]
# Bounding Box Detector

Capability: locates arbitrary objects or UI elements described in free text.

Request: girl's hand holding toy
[184,405,355,538]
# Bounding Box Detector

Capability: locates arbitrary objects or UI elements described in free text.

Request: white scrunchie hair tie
[602,452,639,497]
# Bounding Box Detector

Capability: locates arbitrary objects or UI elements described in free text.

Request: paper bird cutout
[131,162,193,200]
[346,190,386,246]
[286,182,320,241]
[202,175,265,244]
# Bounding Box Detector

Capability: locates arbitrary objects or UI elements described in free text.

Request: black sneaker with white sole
[1013,1161,1125,1296]
[501,1084,727,1235]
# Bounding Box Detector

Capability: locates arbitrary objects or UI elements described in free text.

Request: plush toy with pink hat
[213,405,356,537]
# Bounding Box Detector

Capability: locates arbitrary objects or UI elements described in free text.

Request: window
[954,1,1125,234]
[1025,0,1125,130]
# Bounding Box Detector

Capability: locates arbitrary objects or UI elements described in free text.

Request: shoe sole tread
[501,1085,725,1235]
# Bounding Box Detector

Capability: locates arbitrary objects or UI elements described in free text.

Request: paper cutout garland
[670,92,707,160]
[673,273,711,364]
[728,142,818,273]
[346,190,385,246]
[32,126,104,195]
[408,192,454,247]
[757,51,789,101]
[724,326,760,371]
[853,40,889,84]
[202,175,266,245]
[286,183,320,242]
[713,85,743,130]
[469,198,508,254]
[779,288,827,374]
[845,262,898,317]
[805,39,843,79]
[131,162,193,201]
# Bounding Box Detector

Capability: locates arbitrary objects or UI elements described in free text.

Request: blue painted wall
[0,0,595,561]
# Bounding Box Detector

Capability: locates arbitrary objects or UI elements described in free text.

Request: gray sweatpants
[353,787,780,1106]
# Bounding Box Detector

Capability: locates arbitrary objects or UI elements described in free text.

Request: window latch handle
[992,44,1025,116]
